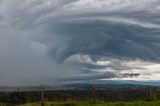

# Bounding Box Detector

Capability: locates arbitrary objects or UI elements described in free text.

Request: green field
[0,101,159,106]
[0,89,159,106]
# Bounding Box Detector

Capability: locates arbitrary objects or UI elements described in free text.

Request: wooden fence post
[41,91,44,106]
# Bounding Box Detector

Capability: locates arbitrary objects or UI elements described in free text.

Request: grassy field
[0,101,158,106]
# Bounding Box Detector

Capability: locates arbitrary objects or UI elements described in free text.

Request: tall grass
[14,101,160,106]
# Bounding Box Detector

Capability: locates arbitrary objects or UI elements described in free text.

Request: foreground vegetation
[0,101,159,106]
[0,88,160,106]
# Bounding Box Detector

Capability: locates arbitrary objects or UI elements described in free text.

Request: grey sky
[0,0,160,86]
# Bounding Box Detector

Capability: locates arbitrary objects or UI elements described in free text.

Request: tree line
[0,88,159,105]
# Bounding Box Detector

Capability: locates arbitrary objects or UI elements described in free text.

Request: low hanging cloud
[0,0,160,85]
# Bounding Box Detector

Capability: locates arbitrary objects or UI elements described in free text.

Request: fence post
[41,91,44,106]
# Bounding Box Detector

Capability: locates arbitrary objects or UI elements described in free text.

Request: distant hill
[0,80,160,91]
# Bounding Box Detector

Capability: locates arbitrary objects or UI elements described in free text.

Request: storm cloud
[0,0,160,85]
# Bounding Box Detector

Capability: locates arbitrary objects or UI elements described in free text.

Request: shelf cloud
[0,0,160,85]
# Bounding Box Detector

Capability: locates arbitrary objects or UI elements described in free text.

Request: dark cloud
[3,0,160,63]
[63,72,139,82]
[0,0,160,85]
[63,72,116,81]
[49,17,160,63]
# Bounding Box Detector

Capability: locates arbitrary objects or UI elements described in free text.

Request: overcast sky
[0,0,160,86]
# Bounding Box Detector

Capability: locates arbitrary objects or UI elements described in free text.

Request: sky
[0,0,160,86]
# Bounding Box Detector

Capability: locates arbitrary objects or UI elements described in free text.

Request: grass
[14,101,160,106]
[0,103,7,106]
